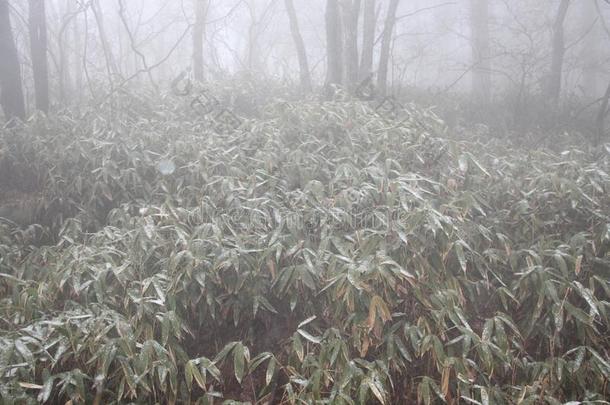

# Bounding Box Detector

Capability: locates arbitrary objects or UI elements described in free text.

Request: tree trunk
[342,0,361,91]
[244,1,276,74]
[325,0,343,93]
[91,0,119,81]
[58,0,72,103]
[284,0,312,92]
[596,82,610,144]
[0,0,26,121]
[548,0,570,104]
[245,2,260,73]
[359,0,376,80]
[377,0,399,97]
[470,0,491,104]
[29,0,49,113]
[73,5,84,103]
[193,0,208,82]
[581,0,600,98]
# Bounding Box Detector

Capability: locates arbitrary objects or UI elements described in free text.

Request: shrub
[0,94,608,404]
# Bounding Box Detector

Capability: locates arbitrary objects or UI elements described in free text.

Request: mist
[1,1,610,404]
[3,1,609,120]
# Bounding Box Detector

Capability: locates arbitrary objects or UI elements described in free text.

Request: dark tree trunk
[377,0,399,97]
[0,0,26,121]
[58,0,72,103]
[470,0,491,104]
[359,0,376,80]
[285,0,312,92]
[342,0,361,91]
[29,0,49,113]
[596,82,610,144]
[548,0,571,104]
[325,0,343,93]
[193,0,207,82]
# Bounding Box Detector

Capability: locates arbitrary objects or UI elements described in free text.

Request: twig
[98,22,193,103]
[117,0,158,91]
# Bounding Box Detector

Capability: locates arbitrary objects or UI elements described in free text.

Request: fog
[2,1,610,403]
[3,1,609,111]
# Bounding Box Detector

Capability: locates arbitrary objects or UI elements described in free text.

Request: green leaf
[185,360,206,390]
[573,281,599,317]
[265,357,276,386]
[552,303,564,332]
[564,302,592,325]
[455,242,467,273]
[394,336,412,362]
[233,343,247,384]
[298,315,317,329]
[588,348,610,377]
[297,329,321,344]
[14,340,33,364]
[419,378,431,405]
[293,334,304,362]
[214,341,238,363]
[38,376,56,403]
[481,319,493,342]
[366,377,387,405]
[480,387,489,405]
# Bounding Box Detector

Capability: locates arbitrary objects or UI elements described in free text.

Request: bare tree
[470,0,491,104]
[284,0,311,92]
[593,0,610,143]
[342,0,361,91]
[73,3,84,102]
[57,0,87,103]
[580,0,600,97]
[596,82,610,143]
[377,0,399,97]
[244,0,277,73]
[29,0,49,113]
[359,0,376,80]
[325,0,343,93]
[91,0,120,81]
[57,0,74,103]
[0,0,26,121]
[193,0,208,82]
[547,0,571,104]
[117,0,156,89]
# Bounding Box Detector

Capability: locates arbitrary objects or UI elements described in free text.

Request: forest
[0,0,609,404]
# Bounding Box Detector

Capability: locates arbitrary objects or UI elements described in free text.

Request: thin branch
[117,0,157,90]
[594,0,610,38]
[100,22,193,101]
[375,2,456,45]
[565,17,598,51]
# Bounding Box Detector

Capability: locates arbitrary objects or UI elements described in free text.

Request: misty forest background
[1,0,609,136]
[0,0,610,404]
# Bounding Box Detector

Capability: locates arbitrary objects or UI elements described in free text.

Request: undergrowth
[0,92,609,404]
